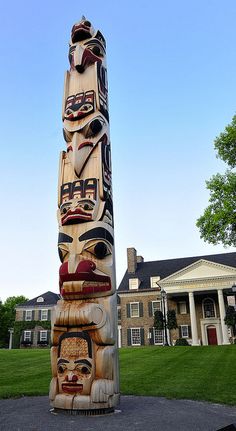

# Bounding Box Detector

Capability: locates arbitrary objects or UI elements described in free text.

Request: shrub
[175,338,190,346]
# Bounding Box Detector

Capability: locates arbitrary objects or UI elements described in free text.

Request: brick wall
[120,292,162,347]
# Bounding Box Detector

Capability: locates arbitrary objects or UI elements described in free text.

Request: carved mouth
[61,208,92,225]
[71,24,92,43]
[62,383,83,394]
[60,280,111,297]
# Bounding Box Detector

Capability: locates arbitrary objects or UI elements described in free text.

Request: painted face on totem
[59,178,98,225]
[71,19,95,44]
[64,115,107,177]
[69,35,106,73]
[57,332,93,396]
[58,221,115,299]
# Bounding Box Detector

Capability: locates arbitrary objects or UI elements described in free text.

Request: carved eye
[58,246,68,263]
[58,364,66,374]
[92,45,101,56]
[76,363,91,375]
[85,119,104,138]
[84,240,111,259]
[79,202,94,211]
[84,20,91,27]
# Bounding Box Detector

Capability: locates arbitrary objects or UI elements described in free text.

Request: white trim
[202,297,216,319]
[39,330,47,341]
[130,302,139,318]
[130,327,141,346]
[129,278,139,290]
[152,300,161,315]
[180,325,189,338]
[25,310,32,321]
[153,327,163,345]
[24,330,31,341]
[40,309,48,321]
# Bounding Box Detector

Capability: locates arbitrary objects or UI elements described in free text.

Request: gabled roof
[118,252,236,292]
[16,291,60,307]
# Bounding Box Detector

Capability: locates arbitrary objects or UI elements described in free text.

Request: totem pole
[49,18,120,413]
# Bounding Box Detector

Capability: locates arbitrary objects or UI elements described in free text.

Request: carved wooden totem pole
[49,18,120,414]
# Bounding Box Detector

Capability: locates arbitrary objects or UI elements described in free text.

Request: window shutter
[30,331,33,342]
[188,325,192,338]
[177,303,180,314]
[127,329,131,346]
[23,310,26,321]
[149,328,154,345]
[37,331,40,342]
[48,310,51,321]
[178,326,181,337]
[32,310,35,321]
[186,302,190,314]
[148,302,152,317]
[39,310,42,321]
[139,302,143,317]
[47,330,50,342]
[140,328,145,345]
[126,304,130,318]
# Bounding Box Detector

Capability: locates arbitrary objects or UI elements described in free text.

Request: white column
[164,295,171,345]
[188,292,199,346]
[218,289,230,345]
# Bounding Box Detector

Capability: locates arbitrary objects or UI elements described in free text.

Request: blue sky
[0,0,236,302]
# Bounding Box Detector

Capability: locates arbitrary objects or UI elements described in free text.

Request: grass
[0,346,236,405]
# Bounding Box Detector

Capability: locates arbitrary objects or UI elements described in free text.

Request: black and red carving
[64,91,95,122]
[50,17,119,413]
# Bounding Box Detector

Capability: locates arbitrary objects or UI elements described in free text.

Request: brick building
[15,291,60,348]
[117,248,236,347]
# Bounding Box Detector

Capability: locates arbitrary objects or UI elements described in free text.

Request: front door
[207,327,217,345]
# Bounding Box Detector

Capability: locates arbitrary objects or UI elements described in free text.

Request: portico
[160,259,236,345]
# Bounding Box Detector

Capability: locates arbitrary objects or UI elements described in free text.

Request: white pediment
[162,259,236,283]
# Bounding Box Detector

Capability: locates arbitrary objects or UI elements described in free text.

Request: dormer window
[150,276,160,288]
[129,278,139,290]
[37,297,44,303]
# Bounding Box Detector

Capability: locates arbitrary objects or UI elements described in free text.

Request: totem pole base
[52,407,114,416]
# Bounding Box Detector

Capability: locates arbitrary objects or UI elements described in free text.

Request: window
[179,301,187,314]
[180,325,189,338]
[203,298,215,318]
[24,331,31,342]
[37,296,44,303]
[150,276,160,288]
[130,302,139,318]
[129,278,139,290]
[131,328,141,345]
[153,328,163,345]
[41,309,48,321]
[25,310,32,321]
[39,330,47,342]
[152,301,161,315]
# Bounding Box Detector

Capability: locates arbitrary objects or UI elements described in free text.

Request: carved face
[71,19,95,44]
[59,178,99,225]
[58,221,115,299]
[57,332,93,395]
[64,116,107,177]
[69,38,106,73]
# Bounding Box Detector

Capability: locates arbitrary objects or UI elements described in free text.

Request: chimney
[137,256,144,263]
[127,247,137,273]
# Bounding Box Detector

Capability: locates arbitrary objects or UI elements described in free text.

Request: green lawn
[0,346,236,405]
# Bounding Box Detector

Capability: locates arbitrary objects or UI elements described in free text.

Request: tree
[166,310,178,330]
[196,114,236,247]
[154,310,164,330]
[224,305,236,336]
[0,296,28,348]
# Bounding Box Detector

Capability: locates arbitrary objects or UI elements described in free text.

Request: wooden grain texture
[50,17,119,411]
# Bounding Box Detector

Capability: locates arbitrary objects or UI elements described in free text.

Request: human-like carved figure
[50,18,119,414]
